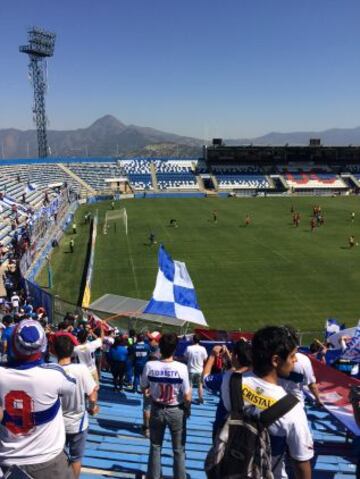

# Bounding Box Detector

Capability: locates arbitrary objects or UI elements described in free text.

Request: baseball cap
[148,331,161,341]
[13,319,47,359]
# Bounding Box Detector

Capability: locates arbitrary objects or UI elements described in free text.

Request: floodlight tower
[20,27,56,158]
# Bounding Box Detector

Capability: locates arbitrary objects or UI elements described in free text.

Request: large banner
[309,356,360,435]
[82,214,98,308]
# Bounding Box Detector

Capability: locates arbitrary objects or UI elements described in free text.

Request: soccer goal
[103,207,128,235]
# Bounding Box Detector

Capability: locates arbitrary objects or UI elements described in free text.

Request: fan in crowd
[1,285,359,479]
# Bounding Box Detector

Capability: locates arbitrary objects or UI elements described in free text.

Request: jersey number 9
[5,391,34,435]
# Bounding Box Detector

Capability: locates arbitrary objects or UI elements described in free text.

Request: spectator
[108,336,128,391]
[125,328,137,386]
[309,339,327,364]
[54,335,99,478]
[221,326,313,479]
[74,325,104,385]
[141,333,191,479]
[49,321,79,360]
[10,291,20,314]
[132,333,150,393]
[102,330,116,372]
[184,334,208,404]
[1,315,15,363]
[148,331,161,360]
[142,332,162,437]
[279,327,323,406]
[203,341,251,441]
[0,319,76,478]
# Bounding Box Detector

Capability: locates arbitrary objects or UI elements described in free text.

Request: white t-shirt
[74,338,102,373]
[141,360,190,406]
[184,343,208,374]
[279,353,316,403]
[221,371,314,479]
[102,336,115,353]
[60,363,97,434]
[0,362,76,466]
[11,295,20,308]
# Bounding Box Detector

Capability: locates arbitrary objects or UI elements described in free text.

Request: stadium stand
[120,159,153,190]
[212,164,272,190]
[81,373,358,479]
[154,160,198,190]
[0,163,82,196]
[345,164,360,187]
[277,165,348,191]
[68,162,126,192]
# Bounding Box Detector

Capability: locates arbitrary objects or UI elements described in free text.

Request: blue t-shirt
[109,345,128,362]
[204,373,223,393]
[2,325,15,358]
[133,342,151,366]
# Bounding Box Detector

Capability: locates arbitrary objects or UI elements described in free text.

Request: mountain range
[1,115,360,159]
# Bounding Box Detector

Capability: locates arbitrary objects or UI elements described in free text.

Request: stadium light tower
[19,27,56,158]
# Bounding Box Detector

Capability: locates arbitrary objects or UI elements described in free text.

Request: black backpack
[205,373,299,479]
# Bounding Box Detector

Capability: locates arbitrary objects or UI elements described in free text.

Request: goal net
[103,208,128,235]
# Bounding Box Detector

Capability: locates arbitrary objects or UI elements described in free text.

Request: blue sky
[1,0,360,139]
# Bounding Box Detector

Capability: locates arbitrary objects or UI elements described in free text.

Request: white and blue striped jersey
[141,360,190,406]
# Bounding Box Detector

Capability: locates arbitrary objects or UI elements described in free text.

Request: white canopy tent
[89,293,208,331]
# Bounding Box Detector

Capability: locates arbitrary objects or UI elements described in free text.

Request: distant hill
[227,126,360,146]
[0,115,203,159]
[2,116,360,159]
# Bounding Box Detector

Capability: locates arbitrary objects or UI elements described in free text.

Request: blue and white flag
[144,245,207,326]
[325,318,341,338]
[342,323,360,363]
[25,182,38,194]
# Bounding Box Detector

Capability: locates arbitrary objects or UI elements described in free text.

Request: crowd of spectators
[0,289,358,479]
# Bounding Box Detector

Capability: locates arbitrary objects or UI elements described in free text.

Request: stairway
[57,163,97,197]
[150,162,159,192]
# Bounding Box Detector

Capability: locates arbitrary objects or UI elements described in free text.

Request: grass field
[36,196,360,333]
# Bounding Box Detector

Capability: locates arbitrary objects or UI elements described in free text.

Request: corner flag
[144,245,207,326]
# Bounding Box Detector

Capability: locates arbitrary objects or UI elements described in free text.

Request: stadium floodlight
[20,27,56,158]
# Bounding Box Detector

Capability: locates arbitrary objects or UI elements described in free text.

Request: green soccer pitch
[36,196,360,333]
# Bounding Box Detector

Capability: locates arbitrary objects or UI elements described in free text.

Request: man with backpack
[206,326,313,479]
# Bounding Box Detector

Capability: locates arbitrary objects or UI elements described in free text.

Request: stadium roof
[89,293,205,329]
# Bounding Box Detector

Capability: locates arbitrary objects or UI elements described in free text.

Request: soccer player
[169,218,178,228]
[149,232,157,245]
[351,211,355,223]
[213,210,218,223]
[184,334,208,404]
[141,333,191,479]
[69,239,75,253]
[349,235,355,248]
[54,335,99,478]
[244,214,251,226]
[0,320,76,478]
